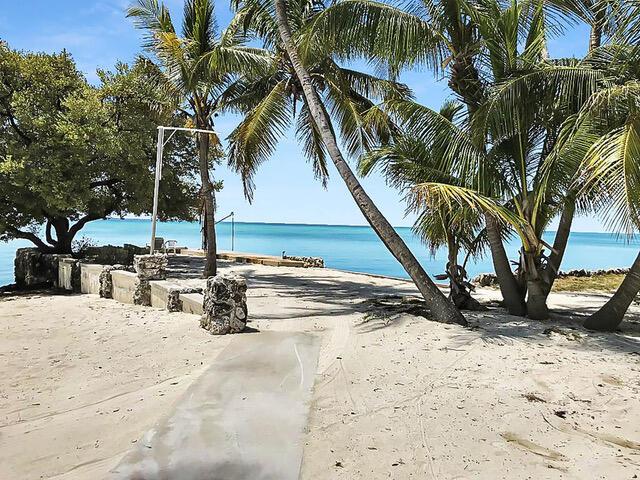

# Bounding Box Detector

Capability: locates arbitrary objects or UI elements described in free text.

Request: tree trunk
[485,214,526,315]
[589,11,604,52]
[584,251,640,331]
[526,278,550,320]
[51,217,73,253]
[447,239,458,294]
[273,0,466,325]
[198,130,217,278]
[545,198,575,293]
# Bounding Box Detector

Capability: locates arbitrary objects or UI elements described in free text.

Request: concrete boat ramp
[110,331,320,480]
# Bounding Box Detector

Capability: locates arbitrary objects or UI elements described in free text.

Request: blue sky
[1,0,603,230]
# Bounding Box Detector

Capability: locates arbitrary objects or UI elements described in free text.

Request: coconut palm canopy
[122,0,640,326]
[225,0,411,201]
[293,0,640,322]
[127,0,271,276]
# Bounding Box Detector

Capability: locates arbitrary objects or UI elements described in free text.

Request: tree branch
[45,220,58,247]
[6,226,53,252]
[68,213,104,237]
[0,104,32,146]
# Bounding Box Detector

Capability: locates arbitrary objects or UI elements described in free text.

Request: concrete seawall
[80,264,103,294]
[111,271,138,305]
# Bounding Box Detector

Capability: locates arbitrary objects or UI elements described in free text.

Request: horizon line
[106,216,617,235]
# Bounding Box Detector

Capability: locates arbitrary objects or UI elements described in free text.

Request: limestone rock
[133,278,151,306]
[282,254,324,268]
[133,254,168,280]
[201,274,248,335]
[167,287,203,313]
[84,244,148,265]
[472,273,498,287]
[131,254,168,305]
[99,265,128,298]
[14,248,67,288]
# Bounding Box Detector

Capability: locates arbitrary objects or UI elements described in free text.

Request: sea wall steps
[58,257,80,292]
[180,292,205,315]
[80,263,102,294]
[150,281,182,310]
[111,270,138,304]
[181,249,309,268]
[13,249,320,331]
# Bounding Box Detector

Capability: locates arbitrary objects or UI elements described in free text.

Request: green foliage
[226,0,410,200]
[359,101,488,264]
[0,43,199,251]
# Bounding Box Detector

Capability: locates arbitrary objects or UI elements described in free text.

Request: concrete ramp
[110,331,320,480]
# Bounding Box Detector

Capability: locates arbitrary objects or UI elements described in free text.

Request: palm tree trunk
[485,214,526,315]
[198,130,217,277]
[273,0,466,326]
[589,10,604,52]
[545,198,575,293]
[447,238,458,294]
[526,278,550,320]
[584,251,640,331]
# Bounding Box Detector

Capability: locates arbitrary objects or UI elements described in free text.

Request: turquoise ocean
[1,218,638,286]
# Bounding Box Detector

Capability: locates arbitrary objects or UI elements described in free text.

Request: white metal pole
[150,126,165,254]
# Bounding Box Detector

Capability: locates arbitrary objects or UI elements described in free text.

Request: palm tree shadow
[450,306,640,355]
[168,256,640,354]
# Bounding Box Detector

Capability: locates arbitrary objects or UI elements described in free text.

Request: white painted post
[149,125,217,254]
[150,126,165,254]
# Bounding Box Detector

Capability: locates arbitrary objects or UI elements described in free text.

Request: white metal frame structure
[150,125,217,254]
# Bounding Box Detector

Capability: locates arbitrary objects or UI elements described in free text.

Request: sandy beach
[1,262,639,479]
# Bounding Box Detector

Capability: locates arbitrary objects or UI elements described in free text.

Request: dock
[180,249,307,268]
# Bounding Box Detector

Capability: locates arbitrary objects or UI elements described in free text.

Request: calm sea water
[1,218,638,286]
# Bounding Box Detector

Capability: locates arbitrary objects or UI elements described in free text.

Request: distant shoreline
[102,216,627,236]
[2,222,639,288]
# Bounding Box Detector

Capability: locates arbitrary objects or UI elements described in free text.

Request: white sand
[0,293,232,479]
[1,262,639,479]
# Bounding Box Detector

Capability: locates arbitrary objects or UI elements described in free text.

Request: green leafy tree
[127,0,269,276]
[0,44,199,253]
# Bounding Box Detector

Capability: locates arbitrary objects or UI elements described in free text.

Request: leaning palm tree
[226,0,410,198]
[360,100,486,310]
[127,0,268,276]
[580,113,640,330]
[561,45,640,330]
[304,0,629,318]
[302,0,573,316]
[231,0,466,324]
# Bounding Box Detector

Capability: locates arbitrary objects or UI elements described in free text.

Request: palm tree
[226,0,410,198]
[563,46,640,330]
[581,91,640,331]
[127,0,268,276]
[395,0,617,319]
[303,0,630,318]
[359,100,487,310]
[302,0,543,316]
[244,0,466,324]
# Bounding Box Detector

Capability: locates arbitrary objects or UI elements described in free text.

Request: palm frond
[296,102,330,185]
[578,114,640,234]
[301,0,441,71]
[409,182,528,242]
[227,80,292,201]
[127,0,176,50]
